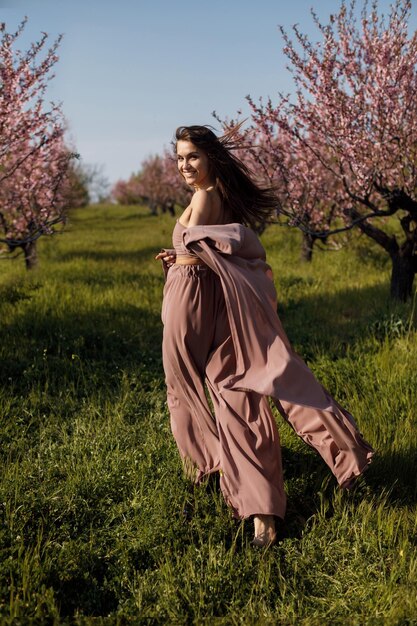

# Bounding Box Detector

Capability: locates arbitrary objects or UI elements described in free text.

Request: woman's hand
[155,249,176,266]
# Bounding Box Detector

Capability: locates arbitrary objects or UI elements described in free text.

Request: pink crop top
[172,220,184,252]
[172,220,198,258]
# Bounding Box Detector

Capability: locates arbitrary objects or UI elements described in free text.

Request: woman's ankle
[253,515,277,547]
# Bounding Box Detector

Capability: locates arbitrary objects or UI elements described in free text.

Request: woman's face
[176,140,213,189]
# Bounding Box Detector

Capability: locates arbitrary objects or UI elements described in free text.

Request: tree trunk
[344,205,417,301]
[22,240,38,270]
[390,251,415,301]
[301,232,316,262]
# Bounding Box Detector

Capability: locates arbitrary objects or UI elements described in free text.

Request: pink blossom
[0,18,71,254]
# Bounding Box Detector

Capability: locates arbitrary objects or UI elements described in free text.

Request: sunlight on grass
[0,204,416,624]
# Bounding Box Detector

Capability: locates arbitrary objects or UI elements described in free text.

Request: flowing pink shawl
[179,222,334,411]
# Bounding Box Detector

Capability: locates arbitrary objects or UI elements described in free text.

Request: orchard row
[2,2,417,299]
[113,1,417,301]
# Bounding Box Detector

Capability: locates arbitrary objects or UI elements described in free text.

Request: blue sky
[2,0,416,186]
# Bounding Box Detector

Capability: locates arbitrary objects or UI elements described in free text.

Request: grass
[0,204,416,625]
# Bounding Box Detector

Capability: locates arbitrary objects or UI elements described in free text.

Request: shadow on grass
[1,275,414,507]
[0,299,165,400]
[278,281,414,358]
[0,278,42,305]
[367,446,417,505]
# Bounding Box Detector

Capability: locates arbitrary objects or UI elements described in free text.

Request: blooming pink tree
[137,155,165,215]
[112,176,143,205]
[0,19,71,269]
[112,150,191,214]
[246,0,417,299]
[213,112,337,249]
[244,110,345,257]
[215,113,341,250]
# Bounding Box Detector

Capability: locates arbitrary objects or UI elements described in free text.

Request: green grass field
[0,204,416,625]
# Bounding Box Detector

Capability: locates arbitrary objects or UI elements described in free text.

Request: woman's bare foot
[253,515,276,547]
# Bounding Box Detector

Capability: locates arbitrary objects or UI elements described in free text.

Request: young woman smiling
[155,125,373,547]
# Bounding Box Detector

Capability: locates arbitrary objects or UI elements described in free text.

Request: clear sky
[2,0,416,186]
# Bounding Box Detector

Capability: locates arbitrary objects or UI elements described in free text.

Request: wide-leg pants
[162,263,286,519]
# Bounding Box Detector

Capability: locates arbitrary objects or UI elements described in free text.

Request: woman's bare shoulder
[192,188,213,206]
[184,188,220,227]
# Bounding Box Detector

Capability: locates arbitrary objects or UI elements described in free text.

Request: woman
[155,125,373,547]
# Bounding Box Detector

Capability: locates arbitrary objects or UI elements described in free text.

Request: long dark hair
[174,124,278,230]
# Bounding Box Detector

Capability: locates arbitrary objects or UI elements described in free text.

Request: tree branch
[348,207,398,254]
[273,203,402,240]
[1,215,65,248]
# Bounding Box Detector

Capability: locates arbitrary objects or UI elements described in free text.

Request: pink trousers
[162,263,373,520]
[162,263,286,519]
